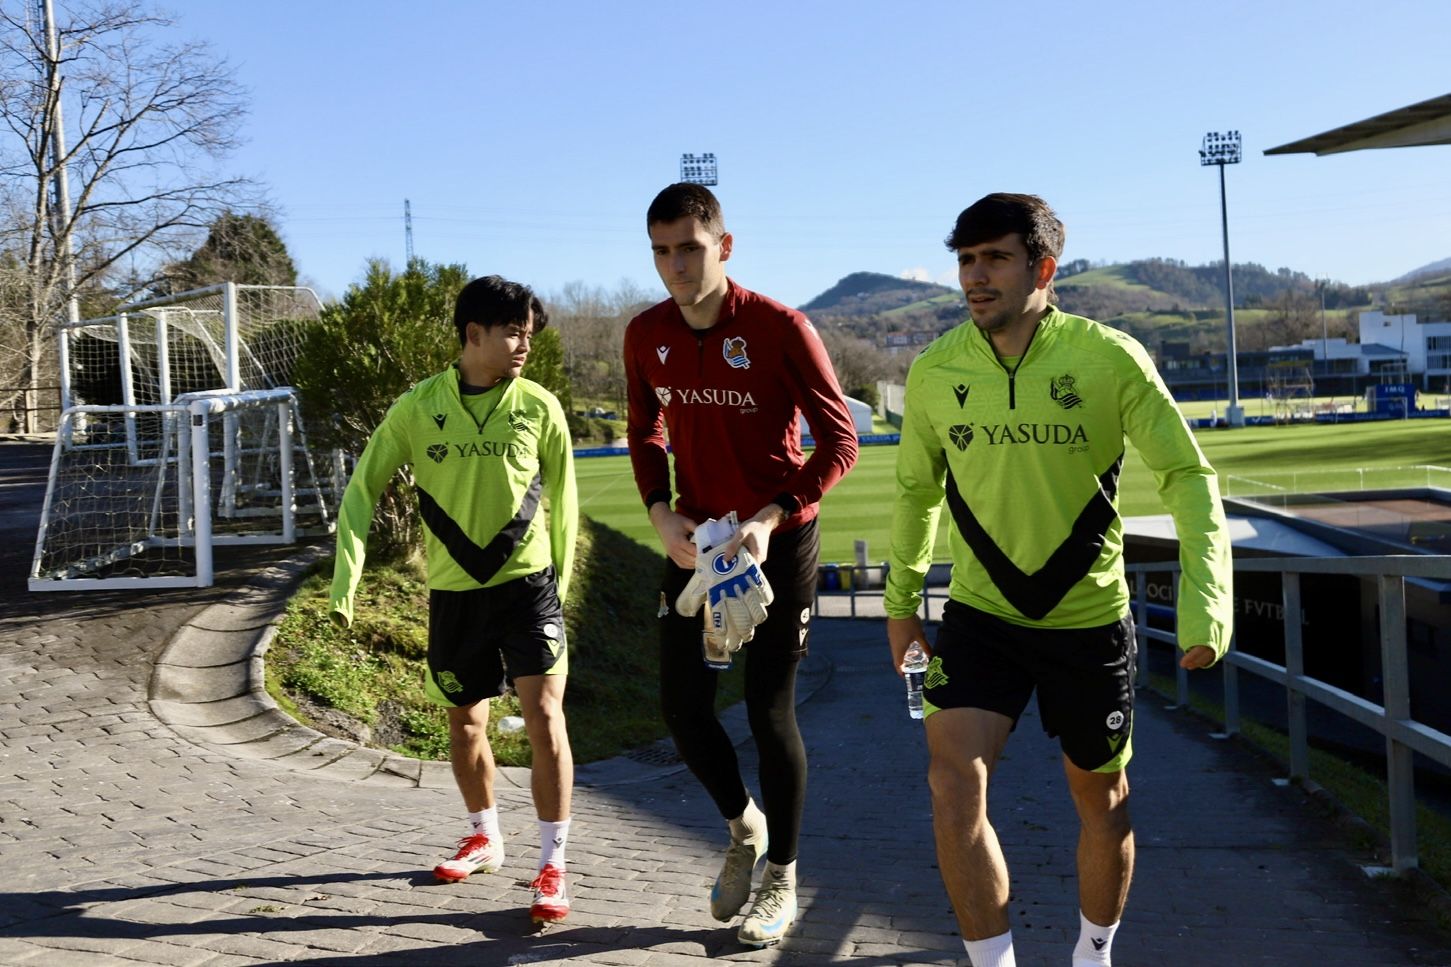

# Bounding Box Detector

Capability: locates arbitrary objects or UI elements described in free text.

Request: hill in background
[801,271,958,315]
[802,257,1451,357]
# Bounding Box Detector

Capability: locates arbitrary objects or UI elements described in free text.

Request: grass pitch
[577,416,1451,565]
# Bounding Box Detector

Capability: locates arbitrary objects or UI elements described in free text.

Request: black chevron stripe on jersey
[944,455,1123,620]
[416,472,543,587]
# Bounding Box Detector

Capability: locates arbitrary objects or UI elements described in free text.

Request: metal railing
[813,555,1451,874]
[1129,555,1451,874]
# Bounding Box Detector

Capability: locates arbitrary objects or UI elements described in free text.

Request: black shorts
[426,567,566,707]
[659,519,820,662]
[928,600,1137,773]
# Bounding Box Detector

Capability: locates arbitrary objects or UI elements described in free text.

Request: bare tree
[816,325,906,404]
[548,279,654,414]
[0,0,263,431]
[1263,289,1320,349]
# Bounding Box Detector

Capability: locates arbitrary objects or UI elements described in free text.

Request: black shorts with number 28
[927,600,1137,773]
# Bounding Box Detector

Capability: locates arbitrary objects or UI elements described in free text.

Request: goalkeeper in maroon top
[624,183,858,948]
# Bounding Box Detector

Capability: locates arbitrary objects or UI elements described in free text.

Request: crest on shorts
[1050,374,1084,410]
[437,670,464,694]
[722,336,751,369]
[925,656,948,689]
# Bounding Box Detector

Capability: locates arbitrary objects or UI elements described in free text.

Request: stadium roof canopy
[1264,93,1451,156]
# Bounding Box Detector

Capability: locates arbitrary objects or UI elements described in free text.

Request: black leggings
[657,521,818,865]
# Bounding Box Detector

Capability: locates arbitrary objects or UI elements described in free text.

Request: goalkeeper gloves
[704,546,774,645]
[674,512,774,668]
[676,512,739,618]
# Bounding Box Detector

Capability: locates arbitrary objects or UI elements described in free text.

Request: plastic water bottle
[902,640,928,720]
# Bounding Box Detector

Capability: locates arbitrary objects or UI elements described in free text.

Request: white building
[1358,310,1451,389]
[1274,310,1451,389]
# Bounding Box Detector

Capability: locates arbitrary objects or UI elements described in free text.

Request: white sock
[1072,911,1119,966]
[468,806,500,840]
[963,930,1016,967]
[761,859,796,890]
[538,818,571,870]
[728,798,767,846]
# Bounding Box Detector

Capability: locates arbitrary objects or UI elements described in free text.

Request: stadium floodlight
[680,152,718,185]
[1200,130,1244,427]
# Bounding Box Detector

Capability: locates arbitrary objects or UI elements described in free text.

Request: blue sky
[173,0,1450,307]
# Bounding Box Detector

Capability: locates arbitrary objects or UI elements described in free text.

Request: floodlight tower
[680,152,719,185]
[1200,130,1244,427]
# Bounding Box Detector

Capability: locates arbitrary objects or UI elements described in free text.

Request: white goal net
[30,284,336,590]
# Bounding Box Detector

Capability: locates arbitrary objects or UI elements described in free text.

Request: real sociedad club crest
[655,386,672,407]
[722,336,751,369]
[1050,374,1084,409]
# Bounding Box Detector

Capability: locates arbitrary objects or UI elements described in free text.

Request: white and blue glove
[674,512,773,658]
[703,546,774,644]
[676,512,739,618]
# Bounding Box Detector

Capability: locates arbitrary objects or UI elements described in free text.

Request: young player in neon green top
[328,275,578,925]
[885,195,1233,967]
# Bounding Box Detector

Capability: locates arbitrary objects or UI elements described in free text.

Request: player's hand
[704,546,774,642]
[721,503,786,566]
[677,515,737,617]
[650,503,698,569]
[1180,644,1217,669]
[887,615,929,679]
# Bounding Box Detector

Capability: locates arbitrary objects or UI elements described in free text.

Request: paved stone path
[4,438,1451,965]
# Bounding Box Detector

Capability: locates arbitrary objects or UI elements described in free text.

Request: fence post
[1283,572,1308,780]
[1379,574,1417,873]
[1221,632,1240,736]
[1134,570,1149,689]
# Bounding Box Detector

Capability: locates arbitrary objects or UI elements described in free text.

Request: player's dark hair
[646,183,726,239]
[453,275,546,346]
[945,193,1066,304]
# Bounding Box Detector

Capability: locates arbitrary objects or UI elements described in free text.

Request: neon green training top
[884,308,1233,658]
[329,367,578,628]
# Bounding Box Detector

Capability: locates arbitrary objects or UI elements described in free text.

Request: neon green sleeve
[541,393,578,605]
[884,357,947,618]
[328,400,409,628]
[1119,343,1234,658]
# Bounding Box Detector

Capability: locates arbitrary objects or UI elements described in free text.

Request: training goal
[29,283,336,590]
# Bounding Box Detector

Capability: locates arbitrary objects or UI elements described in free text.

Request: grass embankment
[266,516,745,765]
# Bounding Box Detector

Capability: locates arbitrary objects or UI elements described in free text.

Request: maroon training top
[623,279,859,531]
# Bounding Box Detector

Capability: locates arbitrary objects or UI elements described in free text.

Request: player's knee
[927,752,989,815]
[1071,775,1132,834]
